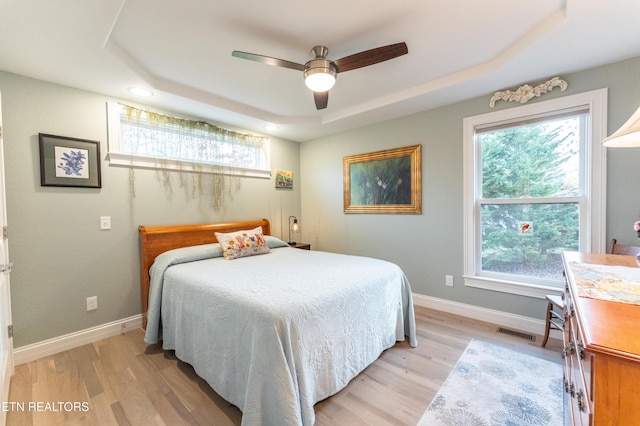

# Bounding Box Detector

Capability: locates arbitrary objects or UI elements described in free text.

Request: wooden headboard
[138,218,271,329]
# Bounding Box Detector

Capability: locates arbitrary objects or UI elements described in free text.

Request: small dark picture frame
[39,133,101,188]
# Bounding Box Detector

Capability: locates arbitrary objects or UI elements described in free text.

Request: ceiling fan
[232,42,408,110]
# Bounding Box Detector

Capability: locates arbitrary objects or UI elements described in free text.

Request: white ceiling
[1,0,639,142]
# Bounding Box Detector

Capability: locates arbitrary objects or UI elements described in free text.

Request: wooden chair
[609,239,640,256]
[541,294,564,347]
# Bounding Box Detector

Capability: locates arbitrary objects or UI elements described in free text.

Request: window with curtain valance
[106,102,270,179]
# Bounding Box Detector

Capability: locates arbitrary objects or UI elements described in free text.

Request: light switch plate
[86,296,98,311]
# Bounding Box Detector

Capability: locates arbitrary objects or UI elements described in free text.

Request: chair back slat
[609,239,640,256]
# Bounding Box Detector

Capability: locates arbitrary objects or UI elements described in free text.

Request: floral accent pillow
[215,227,270,260]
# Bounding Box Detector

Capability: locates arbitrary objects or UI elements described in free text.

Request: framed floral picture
[343,144,421,214]
[39,133,101,188]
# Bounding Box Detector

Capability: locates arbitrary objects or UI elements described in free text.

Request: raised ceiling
[1,0,639,142]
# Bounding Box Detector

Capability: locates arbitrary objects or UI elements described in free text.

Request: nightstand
[289,242,310,250]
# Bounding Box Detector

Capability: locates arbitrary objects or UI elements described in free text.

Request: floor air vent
[496,327,536,342]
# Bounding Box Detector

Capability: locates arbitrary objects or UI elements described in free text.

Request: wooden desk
[562,251,640,425]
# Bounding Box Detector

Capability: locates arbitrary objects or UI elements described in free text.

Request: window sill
[463,275,562,299]
[107,152,271,179]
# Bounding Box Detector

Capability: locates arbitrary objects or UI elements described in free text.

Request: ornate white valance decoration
[489,77,568,108]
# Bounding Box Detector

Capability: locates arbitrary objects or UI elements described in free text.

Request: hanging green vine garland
[120,105,266,210]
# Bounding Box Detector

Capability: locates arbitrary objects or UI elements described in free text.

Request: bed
[139,218,417,426]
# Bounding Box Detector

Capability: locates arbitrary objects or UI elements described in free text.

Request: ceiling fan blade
[314,91,328,110]
[333,42,408,73]
[232,51,306,72]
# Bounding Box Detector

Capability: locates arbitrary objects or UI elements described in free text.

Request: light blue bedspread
[144,237,417,426]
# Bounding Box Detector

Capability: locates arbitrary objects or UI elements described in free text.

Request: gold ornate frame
[343,145,421,214]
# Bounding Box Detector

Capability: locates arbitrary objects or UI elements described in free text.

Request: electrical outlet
[86,296,98,311]
[100,216,111,230]
[446,275,454,287]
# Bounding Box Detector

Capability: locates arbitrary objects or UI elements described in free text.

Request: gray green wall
[300,56,640,319]
[0,71,301,348]
[2,56,639,348]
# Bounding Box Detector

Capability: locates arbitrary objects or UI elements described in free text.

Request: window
[463,89,607,298]
[107,102,270,178]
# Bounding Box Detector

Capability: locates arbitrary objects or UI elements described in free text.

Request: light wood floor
[7,306,563,425]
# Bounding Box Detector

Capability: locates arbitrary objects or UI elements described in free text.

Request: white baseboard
[412,293,563,341]
[13,314,143,365]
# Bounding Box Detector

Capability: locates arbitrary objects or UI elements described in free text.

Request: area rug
[417,339,563,426]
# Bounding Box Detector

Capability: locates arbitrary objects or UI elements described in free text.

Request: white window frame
[106,102,271,179]
[462,89,607,299]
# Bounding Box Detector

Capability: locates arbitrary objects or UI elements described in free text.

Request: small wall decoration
[518,221,533,236]
[343,145,421,214]
[275,169,293,188]
[39,133,101,188]
[489,77,568,108]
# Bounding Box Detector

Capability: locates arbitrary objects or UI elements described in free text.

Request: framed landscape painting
[39,133,101,188]
[343,144,421,214]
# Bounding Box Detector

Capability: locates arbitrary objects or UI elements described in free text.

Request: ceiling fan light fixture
[232,42,407,109]
[304,59,336,92]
